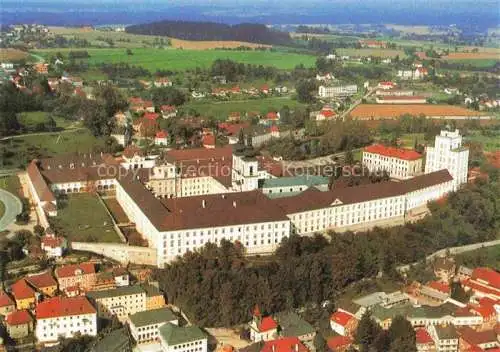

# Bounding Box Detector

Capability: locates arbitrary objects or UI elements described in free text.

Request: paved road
[339,86,377,121]
[0,189,22,231]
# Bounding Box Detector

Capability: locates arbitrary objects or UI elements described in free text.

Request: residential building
[419,281,451,303]
[462,267,500,300]
[87,286,146,321]
[154,78,172,87]
[26,271,58,297]
[158,323,208,352]
[415,328,435,352]
[274,311,316,342]
[143,283,166,310]
[92,272,117,291]
[5,310,33,339]
[112,267,130,287]
[362,144,423,179]
[35,296,97,344]
[55,263,97,292]
[428,325,459,352]
[457,326,498,351]
[10,279,36,310]
[0,291,15,316]
[377,81,397,90]
[90,328,132,352]
[425,129,469,191]
[249,306,279,342]
[128,307,178,344]
[261,176,330,197]
[315,108,337,121]
[397,67,428,80]
[318,84,357,98]
[40,232,67,258]
[327,336,352,352]
[375,89,414,96]
[330,309,358,336]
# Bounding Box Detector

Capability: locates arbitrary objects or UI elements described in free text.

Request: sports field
[32,48,316,71]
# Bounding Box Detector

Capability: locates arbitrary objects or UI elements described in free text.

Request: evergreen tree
[355,311,380,351]
[388,315,416,352]
[313,333,328,352]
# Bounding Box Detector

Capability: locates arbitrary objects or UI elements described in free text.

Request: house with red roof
[35,296,97,344]
[202,134,216,149]
[415,328,435,352]
[249,305,279,342]
[154,77,172,88]
[315,108,337,121]
[463,267,500,300]
[0,290,15,316]
[55,263,97,293]
[40,231,67,258]
[330,309,358,337]
[260,337,309,352]
[261,85,270,94]
[377,81,397,90]
[458,326,499,351]
[362,144,423,180]
[155,130,169,146]
[5,310,33,339]
[26,270,58,297]
[161,105,177,119]
[10,279,36,310]
[260,111,280,125]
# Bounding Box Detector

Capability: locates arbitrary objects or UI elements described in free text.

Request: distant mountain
[126,21,292,45]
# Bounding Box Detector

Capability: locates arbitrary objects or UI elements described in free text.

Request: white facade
[363,151,423,179]
[129,317,178,344]
[232,154,260,192]
[36,312,97,344]
[318,84,358,98]
[425,129,469,190]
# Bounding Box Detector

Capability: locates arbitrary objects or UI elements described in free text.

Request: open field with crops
[48,26,271,50]
[0,48,30,61]
[349,104,488,120]
[32,47,316,71]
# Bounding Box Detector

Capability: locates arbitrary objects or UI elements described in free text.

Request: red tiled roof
[364,144,422,161]
[463,279,500,298]
[144,112,159,120]
[327,336,352,350]
[458,326,498,347]
[427,281,451,294]
[202,134,216,146]
[166,145,232,162]
[6,310,32,326]
[416,328,433,345]
[0,291,15,307]
[231,86,240,93]
[161,105,176,112]
[26,271,57,289]
[55,263,95,278]
[270,125,279,132]
[123,145,145,159]
[319,109,336,118]
[469,303,496,319]
[143,100,153,107]
[41,235,64,249]
[156,130,168,138]
[27,161,56,202]
[258,316,278,332]
[36,296,96,319]
[471,267,500,289]
[218,122,250,136]
[261,337,309,352]
[330,310,355,327]
[266,112,279,120]
[11,279,36,300]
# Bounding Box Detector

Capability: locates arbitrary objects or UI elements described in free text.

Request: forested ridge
[155,176,499,327]
[126,21,292,46]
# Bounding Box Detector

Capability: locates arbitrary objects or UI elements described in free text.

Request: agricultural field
[0,48,29,61]
[183,96,305,120]
[50,193,122,243]
[349,104,487,120]
[336,48,406,58]
[32,48,316,72]
[49,26,271,50]
[0,129,105,168]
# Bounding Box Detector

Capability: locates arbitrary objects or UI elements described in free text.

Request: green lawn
[464,131,500,152]
[0,201,5,219]
[375,133,427,148]
[0,129,105,168]
[445,59,499,68]
[17,111,78,131]
[183,96,305,120]
[32,48,316,72]
[0,176,22,196]
[50,193,122,243]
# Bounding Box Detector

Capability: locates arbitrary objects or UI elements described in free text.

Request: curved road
[0,189,22,231]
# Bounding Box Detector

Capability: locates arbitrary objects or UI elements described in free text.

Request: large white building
[425,129,469,191]
[363,144,423,179]
[87,286,146,321]
[128,307,178,344]
[318,84,358,98]
[35,296,97,345]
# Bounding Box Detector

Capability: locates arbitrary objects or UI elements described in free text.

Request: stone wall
[71,242,157,266]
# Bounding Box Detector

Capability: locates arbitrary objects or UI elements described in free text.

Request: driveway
[0,189,22,231]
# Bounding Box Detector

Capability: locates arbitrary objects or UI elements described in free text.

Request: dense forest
[126,21,292,46]
[155,176,499,327]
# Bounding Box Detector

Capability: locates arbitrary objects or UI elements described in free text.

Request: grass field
[0,201,5,219]
[465,131,500,152]
[17,111,79,130]
[0,176,22,196]
[183,97,305,120]
[49,26,271,50]
[337,48,406,58]
[32,48,316,72]
[455,245,500,269]
[444,59,498,68]
[0,48,29,61]
[51,193,121,243]
[0,129,105,168]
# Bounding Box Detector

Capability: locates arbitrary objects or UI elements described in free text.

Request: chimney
[233,201,236,208]
[202,199,206,208]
